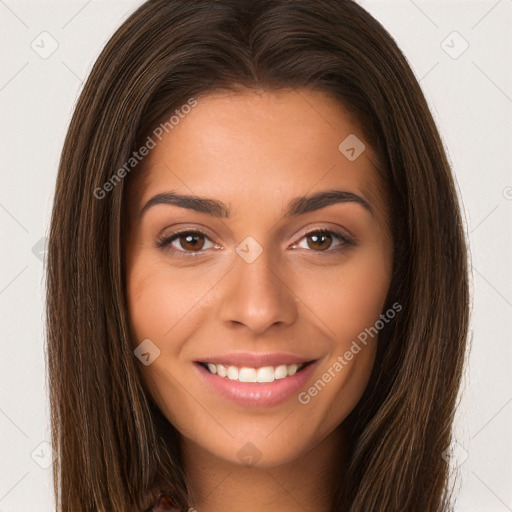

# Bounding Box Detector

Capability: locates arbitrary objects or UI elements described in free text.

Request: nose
[218,245,298,335]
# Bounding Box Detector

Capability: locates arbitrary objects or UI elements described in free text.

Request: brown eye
[157,230,216,255]
[306,232,333,251]
[176,232,206,252]
[295,229,355,253]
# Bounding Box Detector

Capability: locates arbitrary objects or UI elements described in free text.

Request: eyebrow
[139,189,374,219]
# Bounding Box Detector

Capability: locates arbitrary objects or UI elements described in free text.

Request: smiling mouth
[197,361,315,383]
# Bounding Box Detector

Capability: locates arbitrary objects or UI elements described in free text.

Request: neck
[181,423,348,512]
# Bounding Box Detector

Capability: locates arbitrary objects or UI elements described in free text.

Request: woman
[46,1,470,511]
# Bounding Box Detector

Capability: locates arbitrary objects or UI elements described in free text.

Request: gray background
[0,0,511,510]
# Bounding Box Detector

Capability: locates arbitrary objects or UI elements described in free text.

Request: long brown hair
[46,1,470,510]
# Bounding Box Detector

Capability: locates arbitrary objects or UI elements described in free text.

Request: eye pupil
[180,233,204,251]
[307,232,332,251]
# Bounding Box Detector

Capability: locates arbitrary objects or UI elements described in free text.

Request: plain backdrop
[0,0,511,510]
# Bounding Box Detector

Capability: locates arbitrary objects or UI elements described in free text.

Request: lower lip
[194,361,318,408]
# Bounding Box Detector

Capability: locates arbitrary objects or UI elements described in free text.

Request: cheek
[125,252,216,429]
[293,243,392,345]
[125,252,218,348]
[291,246,390,438]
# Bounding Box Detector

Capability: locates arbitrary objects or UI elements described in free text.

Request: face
[124,88,392,468]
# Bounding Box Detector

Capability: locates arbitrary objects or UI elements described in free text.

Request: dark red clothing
[149,493,181,511]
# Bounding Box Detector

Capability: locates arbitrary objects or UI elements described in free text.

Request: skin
[124,88,393,512]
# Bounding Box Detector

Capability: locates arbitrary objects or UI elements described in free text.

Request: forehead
[126,88,388,222]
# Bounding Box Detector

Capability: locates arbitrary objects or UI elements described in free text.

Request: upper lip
[196,352,317,367]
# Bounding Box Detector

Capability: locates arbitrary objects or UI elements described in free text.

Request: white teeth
[227,366,239,380]
[256,366,274,383]
[287,364,298,376]
[204,362,306,382]
[239,367,257,382]
[274,364,288,380]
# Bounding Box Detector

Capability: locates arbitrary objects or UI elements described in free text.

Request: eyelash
[156,228,356,258]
